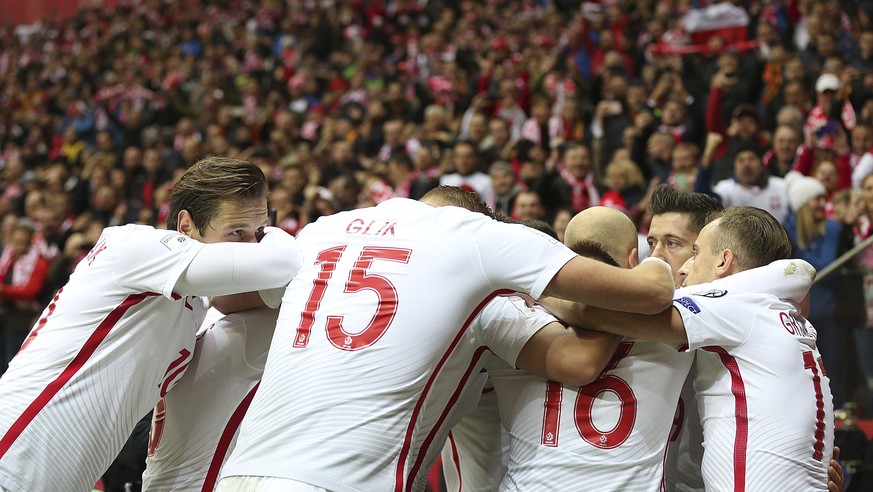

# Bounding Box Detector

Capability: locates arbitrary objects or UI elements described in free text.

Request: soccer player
[141,307,278,491]
[646,185,723,491]
[441,290,617,492]
[0,157,303,492]
[488,205,691,490]
[440,219,617,492]
[217,185,675,491]
[578,207,835,491]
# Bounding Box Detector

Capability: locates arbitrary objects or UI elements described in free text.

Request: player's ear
[627,247,639,268]
[177,210,195,237]
[715,248,734,278]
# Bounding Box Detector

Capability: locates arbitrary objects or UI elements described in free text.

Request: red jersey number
[803,351,827,461]
[293,246,412,351]
[542,342,637,449]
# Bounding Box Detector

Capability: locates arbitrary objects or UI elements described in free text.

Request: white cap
[785,171,827,211]
[815,73,841,93]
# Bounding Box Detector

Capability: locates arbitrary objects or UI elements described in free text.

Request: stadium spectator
[703,142,791,224]
[0,218,50,369]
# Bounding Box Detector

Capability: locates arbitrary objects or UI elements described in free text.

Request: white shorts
[216,476,330,492]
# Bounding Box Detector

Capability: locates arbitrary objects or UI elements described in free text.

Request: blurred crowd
[1,0,873,411]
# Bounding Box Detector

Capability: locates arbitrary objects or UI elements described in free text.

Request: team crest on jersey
[675,296,701,314]
[160,233,188,251]
[691,289,727,298]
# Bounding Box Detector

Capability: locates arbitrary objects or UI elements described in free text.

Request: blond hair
[794,200,825,250]
[605,159,645,190]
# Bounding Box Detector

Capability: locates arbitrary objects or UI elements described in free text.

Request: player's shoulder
[102,223,175,241]
[104,224,201,259]
[673,281,733,315]
[480,295,558,326]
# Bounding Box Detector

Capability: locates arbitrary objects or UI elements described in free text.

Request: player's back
[142,308,277,491]
[0,224,205,492]
[487,340,692,491]
[221,198,575,492]
[677,280,834,491]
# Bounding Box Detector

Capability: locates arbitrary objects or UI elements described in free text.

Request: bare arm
[542,256,674,315]
[210,292,269,315]
[576,305,688,346]
[541,296,688,346]
[515,323,622,387]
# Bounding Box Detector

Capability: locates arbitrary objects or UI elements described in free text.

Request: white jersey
[221,198,576,492]
[664,259,818,492]
[662,364,706,492]
[0,225,206,492]
[0,224,301,492]
[441,376,508,492]
[488,340,693,491]
[441,298,556,492]
[142,308,278,492]
[712,177,789,223]
[674,272,834,491]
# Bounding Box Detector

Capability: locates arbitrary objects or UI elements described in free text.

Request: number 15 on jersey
[292,246,413,351]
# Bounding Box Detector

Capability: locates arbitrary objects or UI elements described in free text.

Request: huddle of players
[0,155,840,491]
[441,188,835,491]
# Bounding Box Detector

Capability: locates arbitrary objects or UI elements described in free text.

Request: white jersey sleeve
[676,259,815,350]
[721,259,815,303]
[174,227,303,297]
[110,227,206,298]
[674,283,756,350]
[472,296,558,367]
[474,221,575,299]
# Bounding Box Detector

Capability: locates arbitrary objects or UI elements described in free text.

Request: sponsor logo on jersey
[674,296,701,314]
[692,289,727,298]
[160,233,188,251]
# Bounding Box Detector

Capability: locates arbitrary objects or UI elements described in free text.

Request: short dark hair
[706,206,791,271]
[496,216,558,239]
[452,139,478,152]
[567,239,620,267]
[388,153,414,171]
[167,157,268,233]
[520,219,558,240]
[648,185,724,234]
[420,185,494,217]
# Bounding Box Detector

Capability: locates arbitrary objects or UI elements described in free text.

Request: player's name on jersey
[779,311,814,338]
[345,219,397,237]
